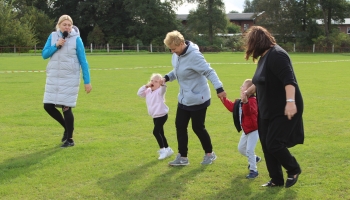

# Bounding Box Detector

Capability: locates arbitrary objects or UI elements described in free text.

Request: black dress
[252,45,304,148]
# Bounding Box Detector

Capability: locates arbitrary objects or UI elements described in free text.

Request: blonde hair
[163,30,185,48]
[56,15,73,31]
[150,73,162,81]
[243,79,253,87]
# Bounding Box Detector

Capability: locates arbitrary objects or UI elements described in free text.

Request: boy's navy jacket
[221,96,258,134]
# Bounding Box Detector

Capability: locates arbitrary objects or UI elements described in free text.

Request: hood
[57,25,80,38]
[182,40,199,56]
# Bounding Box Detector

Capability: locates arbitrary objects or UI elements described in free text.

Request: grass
[1,52,350,199]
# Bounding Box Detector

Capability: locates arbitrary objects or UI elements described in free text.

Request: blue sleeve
[42,34,58,59]
[76,37,91,84]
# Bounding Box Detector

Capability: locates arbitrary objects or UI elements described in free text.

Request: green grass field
[1,52,350,199]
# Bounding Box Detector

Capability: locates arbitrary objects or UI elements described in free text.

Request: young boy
[221,79,262,179]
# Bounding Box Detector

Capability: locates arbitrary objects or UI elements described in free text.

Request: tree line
[1,0,350,50]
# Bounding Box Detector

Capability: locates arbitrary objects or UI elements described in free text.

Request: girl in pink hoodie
[137,73,174,160]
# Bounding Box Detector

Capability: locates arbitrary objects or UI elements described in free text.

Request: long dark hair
[243,26,276,62]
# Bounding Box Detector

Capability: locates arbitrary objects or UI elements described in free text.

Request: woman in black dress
[243,26,304,188]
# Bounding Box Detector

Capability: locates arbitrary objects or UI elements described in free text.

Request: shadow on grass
[98,160,206,199]
[0,147,59,184]
[203,175,298,199]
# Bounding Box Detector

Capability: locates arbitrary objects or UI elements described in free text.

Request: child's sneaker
[168,153,189,166]
[248,156,262,169]
[201,152,217,165]
[166,147,174,157]
[158,148,168,160]
[246,170,259,179]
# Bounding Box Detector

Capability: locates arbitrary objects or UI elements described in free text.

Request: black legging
[152,114,169,148]
[44,103,74,139]
[175,107,213,157]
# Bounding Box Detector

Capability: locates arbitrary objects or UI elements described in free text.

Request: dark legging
[44,103,74,139]
[152,114,169,148]
[175,107,213,157]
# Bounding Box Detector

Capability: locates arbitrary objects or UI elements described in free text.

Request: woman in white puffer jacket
[42,14,92,148]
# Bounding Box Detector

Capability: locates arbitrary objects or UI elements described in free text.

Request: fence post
[107,43,109,53]
[293,43,295,52]
[313,44,315,53]
[14,45,16,53]
[122,43,124,52]
[150,43,152,53]
[332,44,334,53]
[90,43,93,53]
[137,44,139,52]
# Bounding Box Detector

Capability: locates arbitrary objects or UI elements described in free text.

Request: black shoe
[61,140,74,148]
[261,181,284,187]
[61,131,68,142]
[285,170,302,188]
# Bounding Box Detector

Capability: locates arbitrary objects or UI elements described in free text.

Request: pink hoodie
[137,85,169,118]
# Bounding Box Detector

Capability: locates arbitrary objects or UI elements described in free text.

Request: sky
[175,0,245,14]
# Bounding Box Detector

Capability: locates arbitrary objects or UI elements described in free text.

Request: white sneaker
[158,148,168,160]
[166,147,174,157]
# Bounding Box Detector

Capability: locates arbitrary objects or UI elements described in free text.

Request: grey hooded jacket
[166,41,223,106]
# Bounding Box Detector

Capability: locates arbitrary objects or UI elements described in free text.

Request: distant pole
[107,43,109,53]
[293,44,295,52]
[150,43,152,53]
[35,45,37,55]
[332,44,334,53]
[122,43,124,52]
[313,44,315,53]
[90,43,93,53]
[137,44,139,52]
[14,45,16,53]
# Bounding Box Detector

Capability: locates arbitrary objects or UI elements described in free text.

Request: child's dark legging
[44,103,74,139]
[153,114,168,148]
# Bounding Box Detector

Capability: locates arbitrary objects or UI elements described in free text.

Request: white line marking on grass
[1,60,350,74]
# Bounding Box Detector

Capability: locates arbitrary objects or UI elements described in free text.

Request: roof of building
[176,13,256,21]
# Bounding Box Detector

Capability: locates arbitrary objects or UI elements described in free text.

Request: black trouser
[175,107,213,157]
[153,114,169,148]
[44,103,74,140]
[259,117,301,185]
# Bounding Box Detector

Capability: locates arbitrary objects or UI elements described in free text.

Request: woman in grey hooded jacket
[42,15,92,148]
[162,30,226,166]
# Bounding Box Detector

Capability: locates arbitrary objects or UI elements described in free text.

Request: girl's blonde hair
[163,30,185,48]
[56,15,73,31]
[150,73,162,81]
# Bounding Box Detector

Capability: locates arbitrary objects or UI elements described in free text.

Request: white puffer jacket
[43,26,81,107]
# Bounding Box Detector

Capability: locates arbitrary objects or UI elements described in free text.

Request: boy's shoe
[61,131,68,142]
[168,153,189,166]
[201,151,217,165]
[158,148,168,160]
[246,170,259,179]
[256,156,262,163]
[61,140,74,148]
[248,156,262,169]
[166,147,174,157]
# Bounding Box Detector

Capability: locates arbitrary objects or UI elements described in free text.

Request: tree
[0,0,37,47]
[318,0,350,37]
[20,6,55,46]
[125,0,179,45]
[185,0,226,45]
[87,24,105,45]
